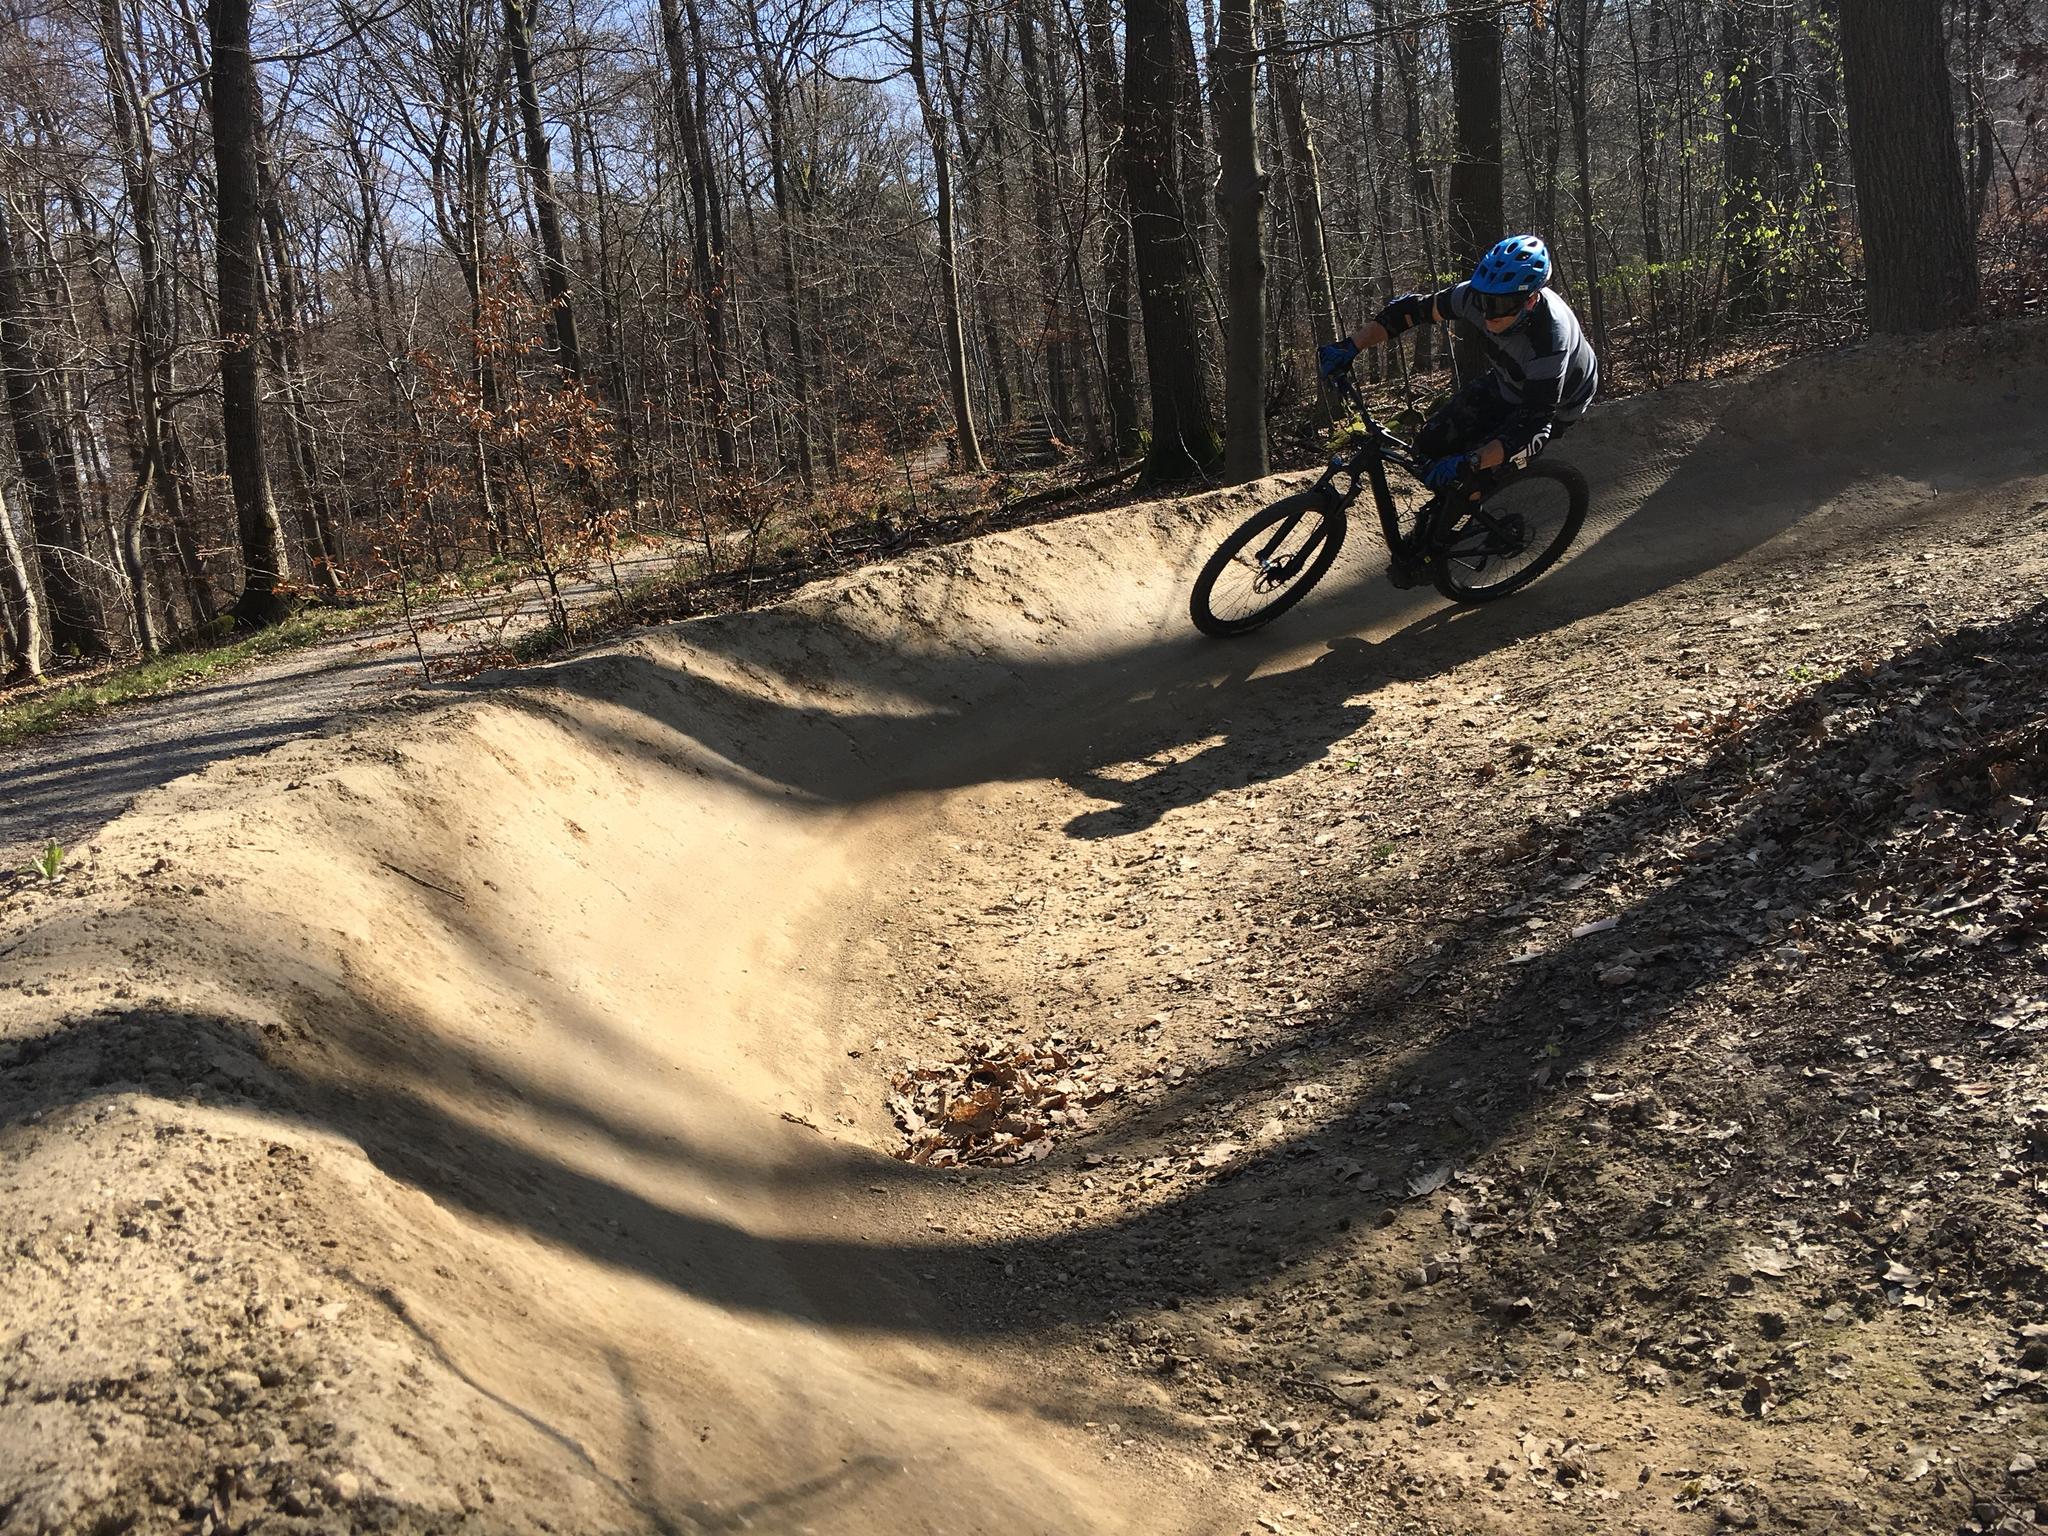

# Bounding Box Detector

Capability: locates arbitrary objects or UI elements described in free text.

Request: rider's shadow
[1061,637,1378,840]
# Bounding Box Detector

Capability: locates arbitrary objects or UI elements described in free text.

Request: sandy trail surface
[2,324,2046,1535]
[0,546,682,872]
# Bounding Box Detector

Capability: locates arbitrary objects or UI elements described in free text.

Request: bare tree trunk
[0,199,103,656]
[1960,0,1994,232]
[657,0,735,469]
[1526,8,1563,234]
[1446,0,1503,378]
[1838,0,1979,330]
[946,5,1013,435]
[207,0,293,625]
[118,460,160,656]
[1126,0,1221,481]
[1263,0,1338,342]
[1081,0,1140,455]
[1390,2,1439,371]
[1015,0,1072,440]
[253,128,343,597]
[747,32,815,489]
[504,0,581,377]
[1622,0,1669,369]
[910,0,985,472]
[1719,1,1769,323]
[1562,0,1607,355]
[0,482,44,679]
[1213,0,1267,482]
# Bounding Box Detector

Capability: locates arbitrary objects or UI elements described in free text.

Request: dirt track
[0,546,681,872]
[2,324,2045,1535]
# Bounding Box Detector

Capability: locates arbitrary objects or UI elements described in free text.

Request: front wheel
[1427,460,1588,603]
[1190,491,1348,637]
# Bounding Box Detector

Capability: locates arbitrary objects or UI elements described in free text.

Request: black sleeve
[1374,287,1453,337]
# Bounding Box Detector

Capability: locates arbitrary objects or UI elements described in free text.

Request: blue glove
[1423,453,1472,491]
[1317,338,1359,379]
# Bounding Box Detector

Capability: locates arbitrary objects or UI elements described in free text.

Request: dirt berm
[2,322,2045,1535]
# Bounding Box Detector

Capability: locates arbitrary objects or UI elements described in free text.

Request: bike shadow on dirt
[1059,636,1380,838]
[485,419,1864,833]
[432,336,2048,841]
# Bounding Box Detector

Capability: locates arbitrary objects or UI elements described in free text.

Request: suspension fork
[1363,452,1412,556]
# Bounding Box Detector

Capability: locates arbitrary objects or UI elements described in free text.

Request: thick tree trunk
[207,0,293,625]
[1212,0,1267,482]
[504,0,580,378]
[1838,0,1979,331]
[910,0,985,472]
[1446,1,1503,379]
[0,200,103,656]
[1125,0,1221,481]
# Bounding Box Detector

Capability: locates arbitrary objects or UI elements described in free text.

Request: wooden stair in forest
[1002,421,1066,470]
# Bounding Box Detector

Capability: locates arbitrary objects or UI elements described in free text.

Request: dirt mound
[2,321,2046,1534]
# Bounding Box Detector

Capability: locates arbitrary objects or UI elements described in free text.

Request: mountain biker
[1317,235,1598,494]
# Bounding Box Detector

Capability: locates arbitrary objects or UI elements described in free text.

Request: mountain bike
[1189,366,1589,637]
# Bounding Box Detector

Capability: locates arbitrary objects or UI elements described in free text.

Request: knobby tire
[1189,492,1348,637]
[1427,461,1588,603]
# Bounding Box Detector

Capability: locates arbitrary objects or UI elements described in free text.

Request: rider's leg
[1415,375,1512,463]
[1387,378,1510,590]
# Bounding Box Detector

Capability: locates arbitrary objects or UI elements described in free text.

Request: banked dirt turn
[2,323,2046,1535]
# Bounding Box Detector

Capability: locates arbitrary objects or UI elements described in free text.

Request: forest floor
[1,322,2044,1536]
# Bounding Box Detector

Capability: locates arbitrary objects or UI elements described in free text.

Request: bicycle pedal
[1385,558,1427,590]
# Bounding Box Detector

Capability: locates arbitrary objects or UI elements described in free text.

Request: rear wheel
[1427,461,1587,603]
[1190,491,1348,637]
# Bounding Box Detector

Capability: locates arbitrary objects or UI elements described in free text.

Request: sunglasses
[1477,289,1531,319]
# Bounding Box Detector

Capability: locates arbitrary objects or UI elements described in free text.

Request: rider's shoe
[1386,554,1428,589]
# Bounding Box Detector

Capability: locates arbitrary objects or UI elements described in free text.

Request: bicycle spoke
[1430,466,1584,601]
[1191,494,1346,635]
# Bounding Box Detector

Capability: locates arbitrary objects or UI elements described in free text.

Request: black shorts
[1415,374,1573,465]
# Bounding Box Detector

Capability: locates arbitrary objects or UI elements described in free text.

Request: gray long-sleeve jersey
[1379,281,1600,434]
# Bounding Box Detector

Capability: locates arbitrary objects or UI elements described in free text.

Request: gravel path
[0,548,679,869]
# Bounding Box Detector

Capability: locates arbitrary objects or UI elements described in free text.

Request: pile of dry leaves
[889,1036,1121,1166]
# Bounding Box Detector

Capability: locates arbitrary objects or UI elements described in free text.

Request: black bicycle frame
[1313,375,1428,561]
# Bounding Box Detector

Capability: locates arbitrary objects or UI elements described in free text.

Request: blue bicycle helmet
[1471,234,1552,295]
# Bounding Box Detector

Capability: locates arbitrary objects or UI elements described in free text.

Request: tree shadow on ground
[6,605,2035,1347]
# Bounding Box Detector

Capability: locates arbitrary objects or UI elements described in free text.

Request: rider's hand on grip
[1423,453,1474,491]
[1317,338,1359,380]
